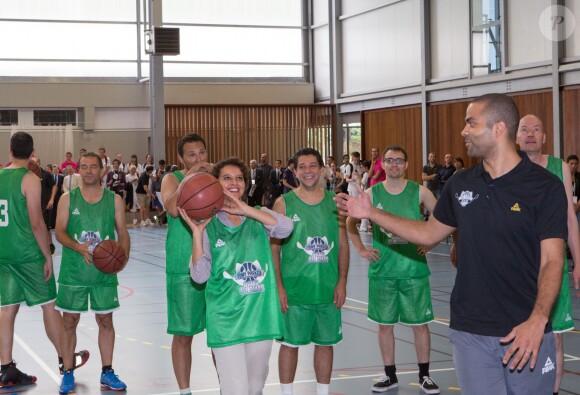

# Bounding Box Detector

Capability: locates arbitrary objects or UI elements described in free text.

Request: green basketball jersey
[546,155,563,182]
[205,216,282,348]
[0,168,44,264]
[370,181,430,279]
[59,188,118,286]
[281,190,339,305]
[166,171,203,281]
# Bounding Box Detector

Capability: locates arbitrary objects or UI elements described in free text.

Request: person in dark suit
[258,153,273,205]
[247,159,264,207]
[268,159,284,208]
[50,165,64,230]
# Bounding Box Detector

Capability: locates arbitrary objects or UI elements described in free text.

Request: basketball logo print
[74,230,105,252]
[296,236,334,263]
[223,260,267,295]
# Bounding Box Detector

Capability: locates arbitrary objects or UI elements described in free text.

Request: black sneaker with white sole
[419,375,440,394]
[372,375,398,392]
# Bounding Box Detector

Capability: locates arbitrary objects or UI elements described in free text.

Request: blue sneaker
[59,370,75,394]
[100,369,126,391]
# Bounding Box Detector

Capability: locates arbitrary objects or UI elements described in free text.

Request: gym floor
[5,226,580,394]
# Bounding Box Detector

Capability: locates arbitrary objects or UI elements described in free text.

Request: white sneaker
[132,219,138,225]
[145,219,152,226]
[140,221,147,227]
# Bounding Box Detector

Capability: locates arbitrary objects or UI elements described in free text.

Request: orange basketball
[177,172,224,221]
[28,159,41,178]
[92,240,128,274]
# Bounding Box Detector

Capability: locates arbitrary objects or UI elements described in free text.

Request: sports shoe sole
[100,383,127,391]
[0,376,37,387]
[371,383,398,392]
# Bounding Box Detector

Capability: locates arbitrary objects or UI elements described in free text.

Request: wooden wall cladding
[165,105,334,167]
[362,105,423,183]
[562,87,580,158]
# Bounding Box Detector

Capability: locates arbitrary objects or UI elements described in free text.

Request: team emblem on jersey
[376,203,384,210]
[297,236,334,263]
[74,231,108,252]
[455,191,479,207]
[223,260,267,295]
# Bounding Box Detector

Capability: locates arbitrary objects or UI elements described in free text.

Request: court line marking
[14,334,60,385]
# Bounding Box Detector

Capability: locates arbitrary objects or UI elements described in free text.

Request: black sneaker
[50,244,56,255]
[420,376,440,394]
[0,361,37,387]
[59,350,90,375]
[372,375,398,392]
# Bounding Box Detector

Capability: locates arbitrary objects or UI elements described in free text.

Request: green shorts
[280,303,342,346]
[0,262,57,307]
[166,275,206,336]
[368,277,434,325]
[56,284,119,313]
[551,261,574,333]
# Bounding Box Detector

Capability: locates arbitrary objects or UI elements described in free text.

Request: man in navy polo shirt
[336,93,567,394]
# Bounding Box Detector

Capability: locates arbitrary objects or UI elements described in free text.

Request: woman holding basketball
[179,157,292,395]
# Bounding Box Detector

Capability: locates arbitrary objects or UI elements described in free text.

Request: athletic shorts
[368,277,434,325]
[56,284,119,313]
[449,328,556,395]
[0,262,57,307]
[280,303,342,346]
[166,275,206,336]
[550,260,574,333]
[136,193,150,208]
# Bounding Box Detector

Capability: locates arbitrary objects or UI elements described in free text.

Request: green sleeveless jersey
[59,188,118,286]
[370,181,430,279]
[205,216,282,348]
[546,155,563,182]
[281,190,339,305]
[0,168,44,264]
[166,172,203,281]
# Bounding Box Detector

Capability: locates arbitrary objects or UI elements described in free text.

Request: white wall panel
[341,0,402,16]
[313,0,329,26]
[341,0,420,95]
[94,108,149,131]
[430,0,469,79]
[314,26,331,99]
[507,0,551,67]
[565,0,580,58]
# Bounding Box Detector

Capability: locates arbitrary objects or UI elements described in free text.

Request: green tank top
[370,181,430,279]
[59,188,118,286]
[205,215,282,348]
[281,190,339,305]
[546,155,563,182]
[166,172,204,286]
[0,168,44,264]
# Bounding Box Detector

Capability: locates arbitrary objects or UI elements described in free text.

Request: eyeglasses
[383,158,406,165]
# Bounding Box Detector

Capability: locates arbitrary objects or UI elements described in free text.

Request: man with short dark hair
[422,153,443,198]
[136,165,154,226]
[56,152,130,394]
[337,93,567,394]
[0,132,88,390]
[106,159,126,199]
[438,154,456,191]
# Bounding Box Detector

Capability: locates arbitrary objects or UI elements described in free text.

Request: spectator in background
[269,159,284,208]
[62,165,81,193]
[438,153,456,191]
[346,152,362,197]
[143,154,154,173]
[421,152,443,198]
[115,153,126,172]
[32,155,57,255]
[106,159,126,199]
[136,165,154,227]
[60,152,78,173]
[127,154,143,175]
[453,157,465,174]
[259,153,273,206]
[125,165,140,226]
[282,159,298,194]
[98,147,111,187]
[247,159,265,207]
[368,147,386,187]
[50,165,64,230]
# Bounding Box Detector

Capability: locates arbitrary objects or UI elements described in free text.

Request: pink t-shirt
[369,158,385,186]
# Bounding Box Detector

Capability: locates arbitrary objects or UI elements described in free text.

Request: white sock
[179,388,191,395]
[317,382,329,395]
[281,383,293,395]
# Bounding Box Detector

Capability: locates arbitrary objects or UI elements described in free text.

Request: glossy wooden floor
[4,225,580,394]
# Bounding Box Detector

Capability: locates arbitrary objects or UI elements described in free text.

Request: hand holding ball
[92,240,128,274]
[177,172,224,221]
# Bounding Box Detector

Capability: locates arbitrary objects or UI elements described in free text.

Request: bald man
[517,114,580,395]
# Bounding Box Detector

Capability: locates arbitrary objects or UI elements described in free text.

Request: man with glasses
[346,145,439,394]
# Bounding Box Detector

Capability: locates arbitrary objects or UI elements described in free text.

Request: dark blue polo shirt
[433,152,567,337]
